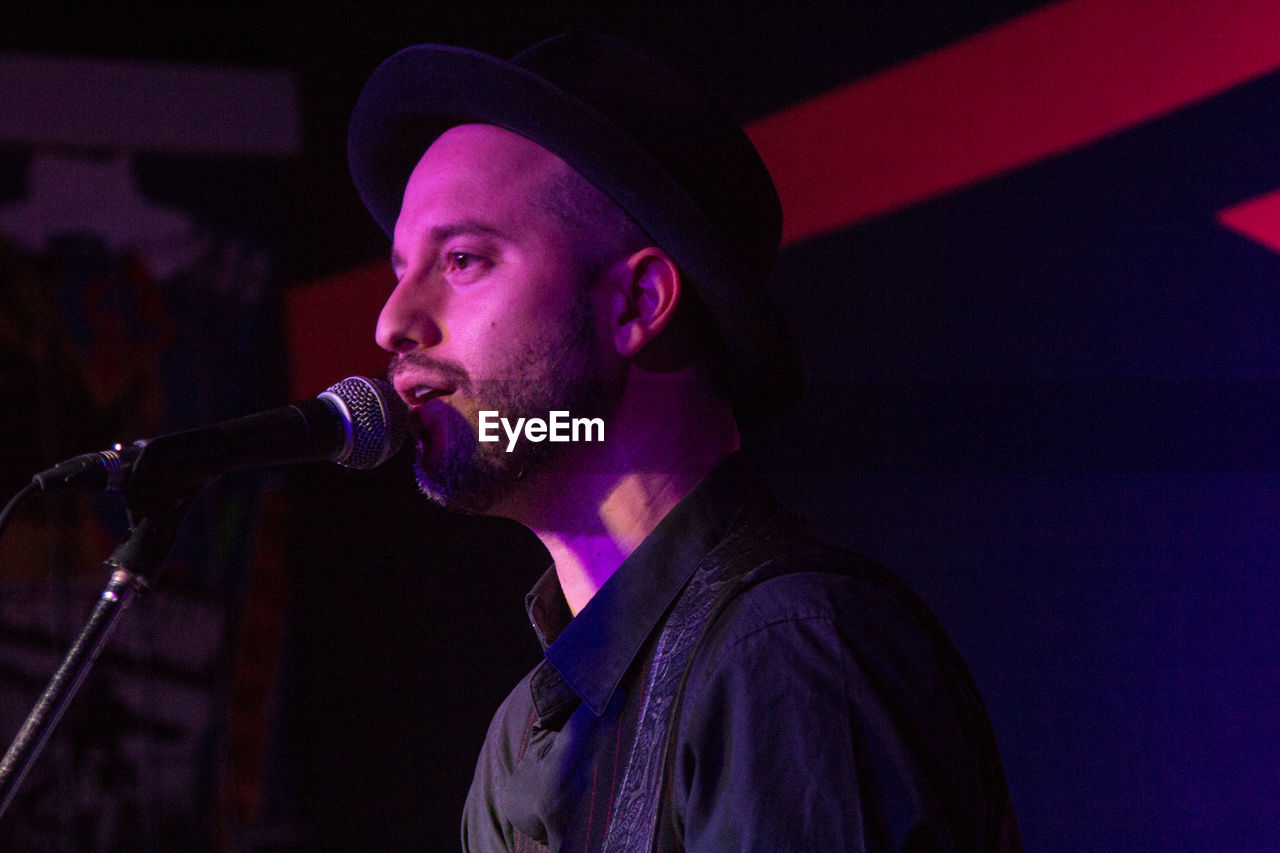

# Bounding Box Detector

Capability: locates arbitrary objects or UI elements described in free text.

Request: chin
[411,438,537,517]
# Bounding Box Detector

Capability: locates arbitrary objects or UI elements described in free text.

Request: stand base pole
[0,567,148,819]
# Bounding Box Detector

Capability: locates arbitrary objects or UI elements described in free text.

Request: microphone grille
[324,376,409,470]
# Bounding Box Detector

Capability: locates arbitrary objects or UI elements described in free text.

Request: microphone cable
[0,482,38,549]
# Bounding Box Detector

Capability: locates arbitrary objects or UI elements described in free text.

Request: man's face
[380,124,615,513]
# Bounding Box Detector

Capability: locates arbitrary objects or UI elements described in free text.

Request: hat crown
[511,31,783,278]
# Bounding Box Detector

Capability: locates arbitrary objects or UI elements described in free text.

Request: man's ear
[608,247,681,358]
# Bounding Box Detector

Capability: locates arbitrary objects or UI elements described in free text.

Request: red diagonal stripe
[748,0,1280,245]
[1219,189,1280,255]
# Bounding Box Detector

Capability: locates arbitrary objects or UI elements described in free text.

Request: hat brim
[348,43,804,421]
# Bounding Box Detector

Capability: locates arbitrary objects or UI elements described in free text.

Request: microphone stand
[0,476,200,820]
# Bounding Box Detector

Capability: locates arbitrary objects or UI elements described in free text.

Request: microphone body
[32,376,407,494]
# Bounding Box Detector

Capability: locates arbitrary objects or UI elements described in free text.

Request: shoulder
[667,543,1015,849]
[702,543,951,666]
[698,479,952,660]
[681,539,993,751]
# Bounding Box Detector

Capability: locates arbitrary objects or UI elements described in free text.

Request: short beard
[396,288,610,515]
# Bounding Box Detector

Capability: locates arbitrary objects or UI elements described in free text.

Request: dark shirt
[462,457,1020,851]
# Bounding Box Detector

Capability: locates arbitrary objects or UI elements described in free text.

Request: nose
[375,275,444,354]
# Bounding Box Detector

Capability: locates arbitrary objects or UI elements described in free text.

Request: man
[347,30,1021,851]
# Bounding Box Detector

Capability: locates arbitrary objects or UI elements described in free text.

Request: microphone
[31,376,409,494]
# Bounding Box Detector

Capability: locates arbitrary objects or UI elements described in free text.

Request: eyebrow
[391,220,511,271]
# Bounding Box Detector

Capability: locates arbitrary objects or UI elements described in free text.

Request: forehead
[392,124,575,259]
[388,125,597,313]
[407,124,568,200]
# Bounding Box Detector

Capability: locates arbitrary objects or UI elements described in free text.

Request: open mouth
[409,384,455,406]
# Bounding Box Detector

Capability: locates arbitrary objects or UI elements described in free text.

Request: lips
[411,384,453,405]
[391,374,455,409]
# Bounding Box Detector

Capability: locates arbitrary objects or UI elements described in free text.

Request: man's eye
[442,251,491,278]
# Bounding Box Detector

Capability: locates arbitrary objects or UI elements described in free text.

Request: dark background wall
[2,2,1278,850]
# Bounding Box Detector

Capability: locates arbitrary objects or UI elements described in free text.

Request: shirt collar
[523,453,752,719]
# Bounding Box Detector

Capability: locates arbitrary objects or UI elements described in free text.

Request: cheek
[441,297,505,348]
[447,257,595,364]
[445,306,540,381]
[485,295,566,342]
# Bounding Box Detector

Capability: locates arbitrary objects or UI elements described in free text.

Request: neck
[498,376,738,615]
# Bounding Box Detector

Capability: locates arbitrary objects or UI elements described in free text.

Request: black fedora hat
[348,30,804,422]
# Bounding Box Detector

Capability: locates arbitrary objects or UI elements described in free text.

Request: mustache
[387,351,471,392]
